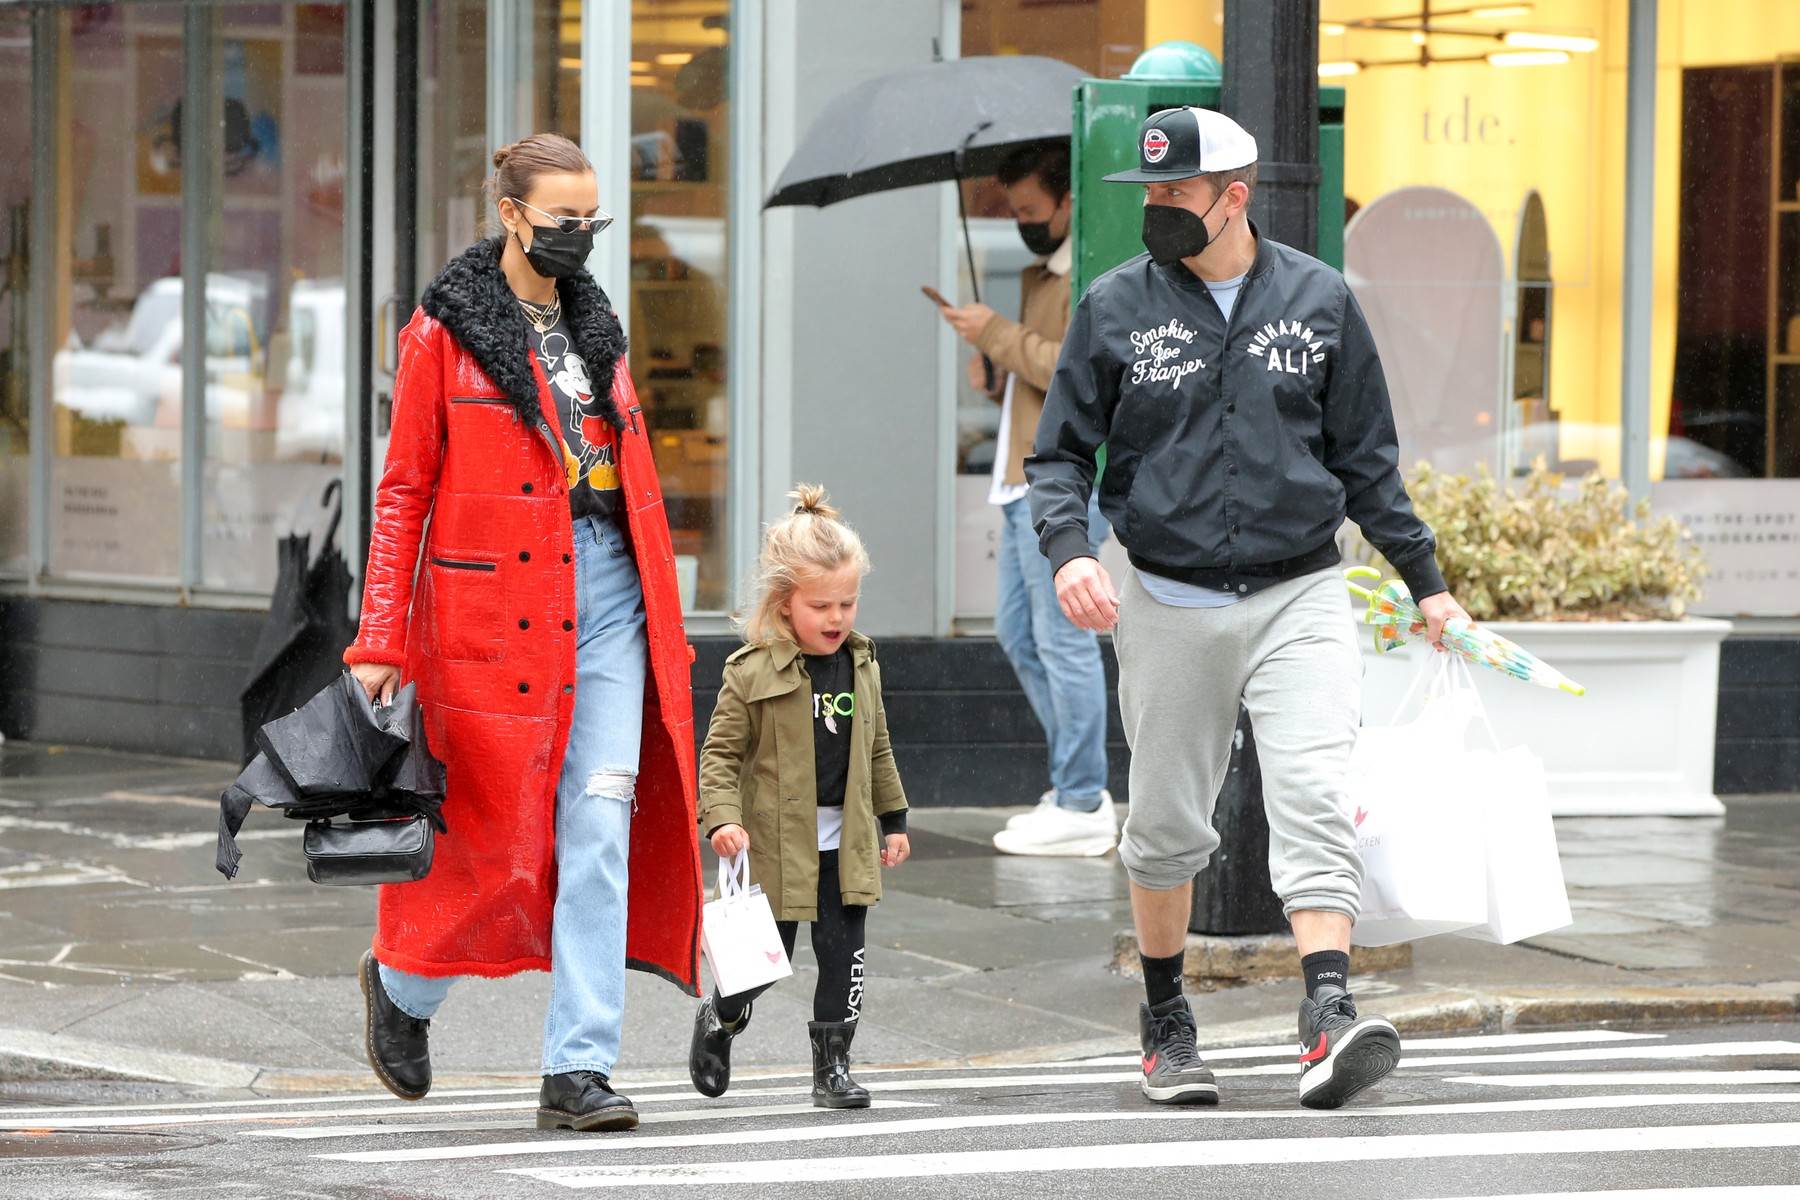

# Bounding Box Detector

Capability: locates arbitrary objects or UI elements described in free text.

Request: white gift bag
[700,851,793,997]
[1450,659,1574,945]
[1348,654,1490,946]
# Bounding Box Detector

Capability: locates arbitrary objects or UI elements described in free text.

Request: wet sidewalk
[0,739,1796,1091]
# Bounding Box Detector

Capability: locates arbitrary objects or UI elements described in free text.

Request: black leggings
[715,849,868,1024]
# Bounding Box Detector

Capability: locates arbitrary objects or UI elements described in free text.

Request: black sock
[1140,951,1186,1008]
[1301,950,1351,1001]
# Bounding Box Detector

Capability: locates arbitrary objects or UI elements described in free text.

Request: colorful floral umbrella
[1344,566,1585,697]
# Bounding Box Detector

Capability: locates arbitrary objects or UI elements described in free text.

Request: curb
[4,984,1796,1091]
[0,1028,260,1090]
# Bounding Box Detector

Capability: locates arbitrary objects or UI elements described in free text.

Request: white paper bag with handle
[700,851,792,997]
[1348,654,1490,947]
[1448,657,1574,945]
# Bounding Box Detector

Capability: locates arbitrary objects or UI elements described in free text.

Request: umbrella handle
[1343,564,1382,601]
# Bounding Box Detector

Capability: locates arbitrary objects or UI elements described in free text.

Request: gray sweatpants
[1114,566,1364,919]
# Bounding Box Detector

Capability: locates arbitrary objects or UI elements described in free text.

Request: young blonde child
[689,484,910,1108]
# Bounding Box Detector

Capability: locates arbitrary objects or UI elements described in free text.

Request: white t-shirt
[988,372,1030,508]
[988,237,1073,508]
[816,807,844,852]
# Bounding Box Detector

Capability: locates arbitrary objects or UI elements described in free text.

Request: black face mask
[514,222,595,279]
[1016,219,1065,258]
[1141,190,1227,267]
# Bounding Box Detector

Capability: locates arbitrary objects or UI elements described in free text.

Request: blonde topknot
[740,484,870,645]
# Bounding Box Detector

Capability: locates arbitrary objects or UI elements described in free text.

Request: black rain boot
[359,950,431,1101]
[808,1020,871,1109]
[689,995,750,1098]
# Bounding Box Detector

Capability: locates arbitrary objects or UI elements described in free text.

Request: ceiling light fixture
[1321,22,1348,35]
[1487,49,1571,67]
[1501,30,1598,52]
[1318,2,1593,71]
[1318,60,1363,76]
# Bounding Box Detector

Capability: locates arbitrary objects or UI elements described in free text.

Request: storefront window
[630,0,730,611]
[47,5,186,581]
[1649,1,1800,617]
[532,0,580,140]
[1321,2,1616,483]
[418,0,489,284]
[201,4,348,593]
[0,8,30,575]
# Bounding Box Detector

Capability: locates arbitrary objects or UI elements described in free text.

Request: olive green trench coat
[698,632,908,921]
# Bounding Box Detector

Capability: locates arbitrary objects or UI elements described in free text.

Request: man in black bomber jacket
[1026,106,1473,1113]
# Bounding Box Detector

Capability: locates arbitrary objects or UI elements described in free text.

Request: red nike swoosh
[1354,806,1368,828]
[765,951,781,964]
[1141,1053,1158,1074]
[1299,1031,1330,1065]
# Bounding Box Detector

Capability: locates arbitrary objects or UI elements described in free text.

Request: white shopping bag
[1348,654,1490,946]
[700,851,792,997]
[1451,660,1574,945]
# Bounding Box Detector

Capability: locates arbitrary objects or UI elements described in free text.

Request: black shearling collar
[420,237,628,431]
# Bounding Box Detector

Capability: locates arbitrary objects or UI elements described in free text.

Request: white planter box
[1357,618,1733,817]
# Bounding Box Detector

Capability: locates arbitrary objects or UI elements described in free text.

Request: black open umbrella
[765,53,1083,304]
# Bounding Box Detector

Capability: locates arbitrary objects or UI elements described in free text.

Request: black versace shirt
[805,647,854,810]
[526,307,622,526]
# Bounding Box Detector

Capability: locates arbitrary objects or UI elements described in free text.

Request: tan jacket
[975,237,1074,487]
[698,632,908,921]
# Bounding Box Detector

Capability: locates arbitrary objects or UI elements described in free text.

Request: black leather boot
[689,995,750,1098]
[359,950,431,1101]
[808,1020,871,1109]
[537,1070,639,1132]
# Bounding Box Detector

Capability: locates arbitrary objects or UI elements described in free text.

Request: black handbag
[302,812,435,885]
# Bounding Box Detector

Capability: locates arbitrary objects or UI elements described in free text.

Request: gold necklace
[519,293,561,335]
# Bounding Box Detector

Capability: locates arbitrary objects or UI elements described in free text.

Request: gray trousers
[1114,566,1364,919]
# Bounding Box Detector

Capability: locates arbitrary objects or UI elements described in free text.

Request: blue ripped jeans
[379,514,646,1078]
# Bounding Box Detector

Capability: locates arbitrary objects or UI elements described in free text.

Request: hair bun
[787,483,839,521]
[492,147,511,170]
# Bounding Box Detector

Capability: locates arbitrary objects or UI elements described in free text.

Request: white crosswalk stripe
[505,1124,1800,1188]
[4,1025,1794,1196]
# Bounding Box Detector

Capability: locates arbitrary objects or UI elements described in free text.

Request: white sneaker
[1004,790,1057,831]
[992,793,1118,857]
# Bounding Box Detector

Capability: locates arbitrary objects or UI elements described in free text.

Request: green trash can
[1070,41,1346,300]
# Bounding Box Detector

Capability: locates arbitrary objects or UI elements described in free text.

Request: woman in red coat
[344,133,701,1132]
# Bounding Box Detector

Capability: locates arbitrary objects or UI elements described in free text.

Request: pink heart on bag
[765,950,781,964]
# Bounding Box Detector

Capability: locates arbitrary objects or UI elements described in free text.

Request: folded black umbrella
[216,674,446,880]
[240,479,358,765]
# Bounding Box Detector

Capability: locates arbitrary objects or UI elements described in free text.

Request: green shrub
[1370,463,1706,622]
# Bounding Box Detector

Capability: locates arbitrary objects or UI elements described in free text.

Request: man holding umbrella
[938,140,1117,858]
[1026,107,1472,1110]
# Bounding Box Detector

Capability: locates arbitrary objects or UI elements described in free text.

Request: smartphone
[920,285,952,309]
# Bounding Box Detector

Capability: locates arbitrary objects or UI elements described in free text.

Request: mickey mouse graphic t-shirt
[526,307,622,525]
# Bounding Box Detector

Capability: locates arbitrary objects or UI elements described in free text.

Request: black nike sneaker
[1297,984,1401,1109]
[1138,996,1220,1105]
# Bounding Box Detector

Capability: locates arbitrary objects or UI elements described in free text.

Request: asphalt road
[3,1021,1798,1199]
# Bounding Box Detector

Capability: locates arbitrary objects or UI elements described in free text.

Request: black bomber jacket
[1025,224,1447,602]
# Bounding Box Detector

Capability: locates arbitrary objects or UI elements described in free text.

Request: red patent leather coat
[344,238,701,993]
